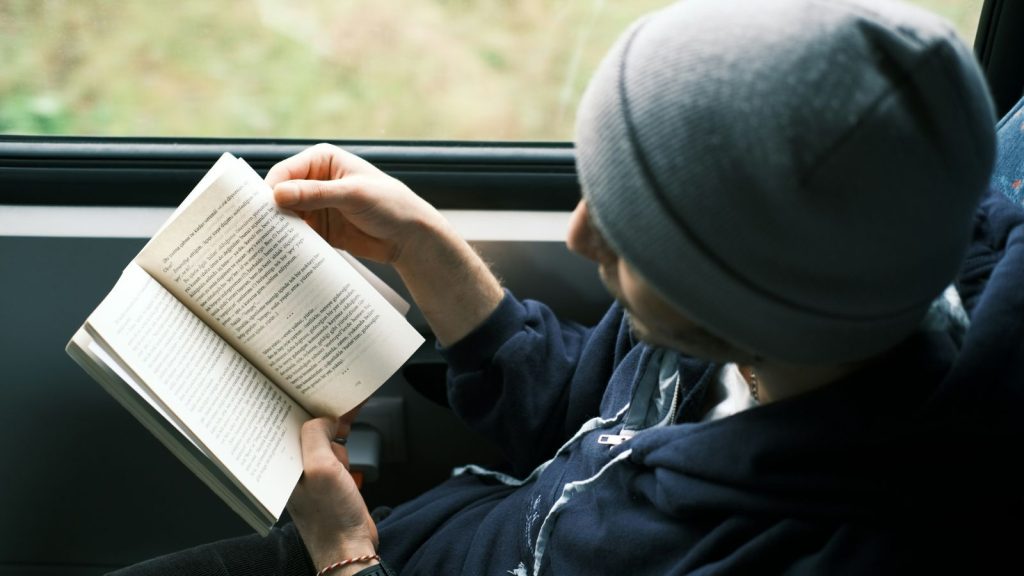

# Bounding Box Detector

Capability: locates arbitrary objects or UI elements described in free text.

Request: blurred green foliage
[0,0,986,140]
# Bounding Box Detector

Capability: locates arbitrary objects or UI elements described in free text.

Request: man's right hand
[266,143,504,346]
[266,143,447,270]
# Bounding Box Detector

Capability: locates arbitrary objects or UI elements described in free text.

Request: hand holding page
[134,155,423,417]
[66,153,424,535]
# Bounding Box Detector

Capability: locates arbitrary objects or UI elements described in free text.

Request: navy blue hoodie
[377,190,1024,575]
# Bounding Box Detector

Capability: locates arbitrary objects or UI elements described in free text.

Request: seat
[990,96,1024,205]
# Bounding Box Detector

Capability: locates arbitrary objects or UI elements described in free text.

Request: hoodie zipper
[598,357,682,446]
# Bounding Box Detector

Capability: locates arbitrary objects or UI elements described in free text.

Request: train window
[0,0,673,140]
[0,0,983,141]
[912,0,985,41]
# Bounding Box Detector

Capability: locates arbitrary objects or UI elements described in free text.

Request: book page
[337,250,410,316]
[66,329,276,534]
[134,156,424,418]
[85,263,307,521]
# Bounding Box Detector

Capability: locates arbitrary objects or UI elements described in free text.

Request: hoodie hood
[621,191,1024,566]
[628,329,956,520]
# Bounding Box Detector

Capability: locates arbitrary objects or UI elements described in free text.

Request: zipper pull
[597,430,635,446]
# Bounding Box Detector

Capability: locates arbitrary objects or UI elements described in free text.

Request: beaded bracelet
[316,553,381,576]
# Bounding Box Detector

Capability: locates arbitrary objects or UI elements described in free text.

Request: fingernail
[275,183,298,207]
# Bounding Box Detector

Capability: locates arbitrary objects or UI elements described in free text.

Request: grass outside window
[0,0,986,140]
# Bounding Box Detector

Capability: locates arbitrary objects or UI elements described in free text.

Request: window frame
[0,137,579,210]
[0,0,1016,212]
[974,0,1024,117]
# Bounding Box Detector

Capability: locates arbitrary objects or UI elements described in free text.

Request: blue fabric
[376,192,1024,575]
[991,97,1024,205]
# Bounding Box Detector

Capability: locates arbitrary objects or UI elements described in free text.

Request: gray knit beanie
[576,0,995,363]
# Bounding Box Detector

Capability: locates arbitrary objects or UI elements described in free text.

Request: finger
[335,417,353,439]
[332,403,366,466]
[308,209,329,240]
[266,144,381,189]
[338,401,367,429]
[274,177,371,211]
[299,417,344,480]
[331,441,351,470]
[265,143,342,188]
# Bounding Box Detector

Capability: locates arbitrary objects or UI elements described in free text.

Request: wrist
[310,533,378,576]
[315,544,379,576]
[391,213,460,276]
[318,557,380,576]
[396,238,503,345]
[388,209,503,345]
[347,559,397,576]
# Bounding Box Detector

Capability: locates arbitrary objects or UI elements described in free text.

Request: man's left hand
[287,413,379,572]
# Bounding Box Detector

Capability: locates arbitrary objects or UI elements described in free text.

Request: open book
[66,153,424,535]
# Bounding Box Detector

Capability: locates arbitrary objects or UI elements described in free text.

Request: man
[117,0,1023,574]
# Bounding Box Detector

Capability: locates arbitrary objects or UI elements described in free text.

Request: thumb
[274,179,357,211]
